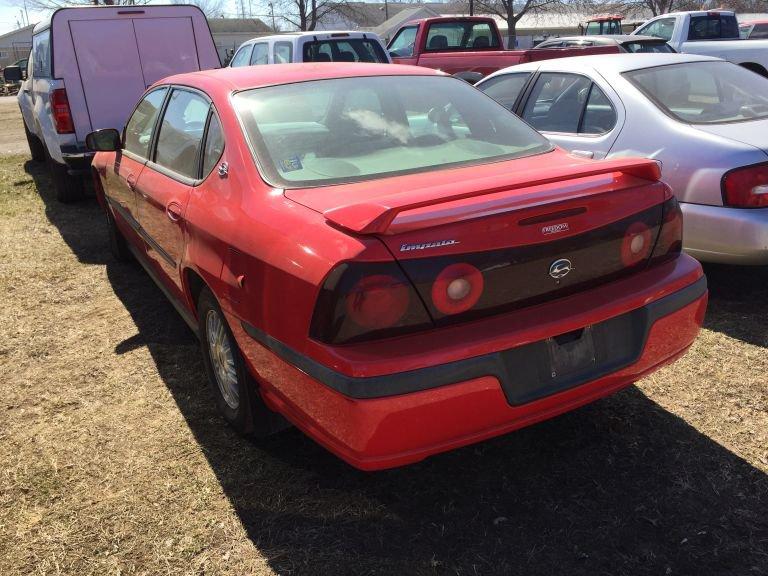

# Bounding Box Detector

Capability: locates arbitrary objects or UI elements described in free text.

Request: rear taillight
[621,222,653,267]
[650,197,683,263]
[722,163,768,208]
[311,262,431,344]
[51,88,74,134]
[431,263,484,315]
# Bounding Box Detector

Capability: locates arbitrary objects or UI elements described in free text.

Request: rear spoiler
[324,157,661,235]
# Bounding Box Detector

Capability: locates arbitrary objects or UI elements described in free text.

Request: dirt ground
[0,105,766,576]
[0,97,27,156]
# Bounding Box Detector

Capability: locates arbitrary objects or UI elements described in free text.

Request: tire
[46,151,83,203]
[197,288,288,438]
[104,205,132,262]
[23,121,45,162]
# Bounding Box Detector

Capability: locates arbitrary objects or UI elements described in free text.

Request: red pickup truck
[388,16,619,82]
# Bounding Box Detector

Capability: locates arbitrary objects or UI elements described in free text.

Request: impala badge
[549,258,573,280]
[400,239,460,252]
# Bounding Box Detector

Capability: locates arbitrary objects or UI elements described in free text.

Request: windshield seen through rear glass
[624,61,768,124]
[302,39,388,63]
[233,75,552,188]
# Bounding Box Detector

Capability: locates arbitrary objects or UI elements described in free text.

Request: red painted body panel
[389,17,620,77]
[91,63,707,470]
[230,257,706,470]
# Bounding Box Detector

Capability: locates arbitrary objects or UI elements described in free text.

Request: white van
[228,31,391,67]
[18,6,220,202]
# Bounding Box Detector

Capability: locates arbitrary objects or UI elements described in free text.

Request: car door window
[32,30,51,77]
[274,42,293,63]
[478,73,531,111]
[638,18,676,42]
[389,26,417,57]
[522,73,591,133]
[230,44,253,67]
[580,84,617,134]
[124,87,168,159]
[154,89,210,178]
[250,43,268,65]
[201,113,225,178]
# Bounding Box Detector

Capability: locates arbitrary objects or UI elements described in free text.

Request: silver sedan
[477,53,768,265]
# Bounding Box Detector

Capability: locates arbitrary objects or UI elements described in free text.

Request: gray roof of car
[485,52,720,80]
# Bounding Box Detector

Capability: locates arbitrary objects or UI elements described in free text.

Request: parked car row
[15,5,766,471]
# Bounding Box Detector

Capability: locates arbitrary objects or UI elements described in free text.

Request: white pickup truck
[633,10,768,76]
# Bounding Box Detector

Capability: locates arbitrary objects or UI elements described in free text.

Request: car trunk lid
[692,120,768,155]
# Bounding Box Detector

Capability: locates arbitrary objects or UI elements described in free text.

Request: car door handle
[571,150,595,159]
[166,201,183,223]
[126,173,137,191]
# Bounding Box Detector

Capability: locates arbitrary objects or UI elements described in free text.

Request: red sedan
[87,64,707,470]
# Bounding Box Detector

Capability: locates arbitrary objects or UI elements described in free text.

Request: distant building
[208,18,273,63]
[0,24,34,69]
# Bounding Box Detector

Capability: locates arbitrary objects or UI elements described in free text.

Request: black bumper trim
[241,276,707,401]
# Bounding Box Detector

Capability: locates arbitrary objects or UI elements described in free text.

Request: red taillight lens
[310,262,432,344]
[621,221,653,267]
[51,88,74,134]
[722,163,768,208]
[345,274,410,329]
[650,196,683,263]
[431,263,484,315]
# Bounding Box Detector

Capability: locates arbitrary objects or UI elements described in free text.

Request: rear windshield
[687,14,740,40]
[621,40,675,53]
[302,38,388,63]
[233,75,551,188]
[624,61,768,124]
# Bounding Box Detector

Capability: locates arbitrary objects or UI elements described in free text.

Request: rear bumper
[234,257,707,471]
[60,145,94,176]
[681,202,768,265]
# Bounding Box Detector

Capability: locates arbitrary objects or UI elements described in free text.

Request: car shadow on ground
[701,263,768,348]
[30,162,768,575]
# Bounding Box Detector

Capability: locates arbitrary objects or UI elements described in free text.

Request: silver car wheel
[206,309,239,410]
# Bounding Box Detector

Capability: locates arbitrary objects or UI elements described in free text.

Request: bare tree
[21,0,150,10]
[172,0,225,18]
[274,0,350,31]
[474,0,567,47]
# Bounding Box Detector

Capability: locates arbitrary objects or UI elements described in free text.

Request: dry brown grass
[0,144,766,575]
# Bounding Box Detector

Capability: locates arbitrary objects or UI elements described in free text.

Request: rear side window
[389,26,417,57]
[302,39,388,63]
[478,73,531,111]
[274,42,292,63]
[201,113,225,178]
[425,22,499,51]
[124,88,168,158]
[688,15,739,40]
[154,89,210,178]
[522,73,616,135]
[581,85,617,134]
[250,43,268,65]
[522,73,591,133]
[230,45,253,67]
[32,30,51,78]
[638,18,676,42]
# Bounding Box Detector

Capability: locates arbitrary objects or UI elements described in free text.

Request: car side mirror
[86,128,121,152]
[3,66,22,83]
